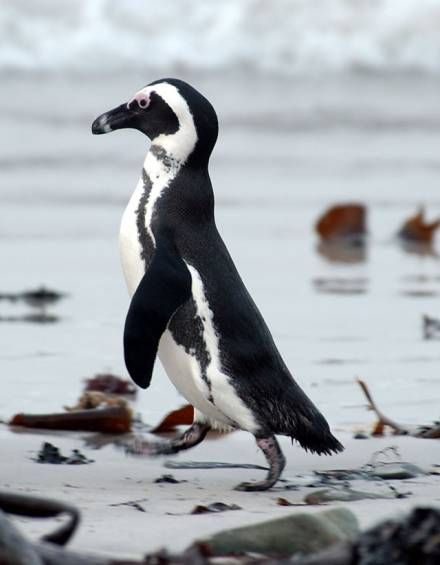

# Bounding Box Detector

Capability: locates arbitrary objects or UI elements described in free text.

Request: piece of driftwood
[0,490,80,546]
[9,405,132,434]
[357,378,440,439]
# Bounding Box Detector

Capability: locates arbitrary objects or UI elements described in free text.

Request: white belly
[158,330,234,428]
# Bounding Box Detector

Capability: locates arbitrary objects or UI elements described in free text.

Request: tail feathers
[288,410,344,455]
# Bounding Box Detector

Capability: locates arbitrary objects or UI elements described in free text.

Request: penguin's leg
[126,422,210,457]
[234,435,286,491]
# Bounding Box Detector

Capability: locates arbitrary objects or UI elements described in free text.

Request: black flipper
[123,234,192,389]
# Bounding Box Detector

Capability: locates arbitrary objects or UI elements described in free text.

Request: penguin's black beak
[91,103,137,135]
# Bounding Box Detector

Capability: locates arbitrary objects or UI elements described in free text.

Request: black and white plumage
[92,79,343,490]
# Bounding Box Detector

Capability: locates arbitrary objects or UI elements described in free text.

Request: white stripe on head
[133,82,198,165]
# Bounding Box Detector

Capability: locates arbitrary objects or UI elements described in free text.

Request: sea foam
[1,0,440,74]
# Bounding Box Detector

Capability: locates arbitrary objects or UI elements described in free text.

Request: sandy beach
[1,427,439,559]
[1,70,440,559]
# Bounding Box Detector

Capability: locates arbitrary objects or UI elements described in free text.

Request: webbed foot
[234,435,286,492]
[125,422,210,457]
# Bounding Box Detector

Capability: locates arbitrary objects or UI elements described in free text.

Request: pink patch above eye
[127,92,150,110]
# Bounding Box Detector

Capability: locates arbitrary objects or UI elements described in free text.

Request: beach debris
[0,286,66,307]
[304,486,405,505]
[312,277,368,295]
[165,460,268,471]
[151,404,194,433]
[0,286,66,324]
[277,496,293,506]
[10,405,132,434]
[314,203,367,264]
[276,497,305,507]
[65,391,132,412]
[314,446,424,486]
[357,378,440,438]
[84,373,137,396]
[34,442,93,465]
[422,314,440,339]
[398,207,440,244]
[290,507,440,565]
[0,498,438,564]
[142,543,214,565]
[353,432,369,440]
[191,502,242,515]
[315,203,367,244]
[353,506,440,565]
[154,474,185,484]
[109,498,148,513]
[370,462,424,480]
[203,507,359,557]
[0,490,80,546]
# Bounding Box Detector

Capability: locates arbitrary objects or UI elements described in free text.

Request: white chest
[118,150,178,296]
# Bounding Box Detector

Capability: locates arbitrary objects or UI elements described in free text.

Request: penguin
[92,79,343,491]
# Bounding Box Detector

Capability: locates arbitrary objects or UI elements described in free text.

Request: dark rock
[353,432,369,440]
[154,474,184,484]
[356,507,440,565]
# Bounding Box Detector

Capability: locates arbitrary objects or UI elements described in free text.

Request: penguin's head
[92,78,218,164]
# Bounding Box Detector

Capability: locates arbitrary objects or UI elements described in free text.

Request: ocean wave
[1,0,440,74]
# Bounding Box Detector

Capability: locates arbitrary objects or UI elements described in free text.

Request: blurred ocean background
[1,0,440,432]
[3,0,440,74]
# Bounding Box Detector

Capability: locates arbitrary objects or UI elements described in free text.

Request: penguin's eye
[127,92,151,111]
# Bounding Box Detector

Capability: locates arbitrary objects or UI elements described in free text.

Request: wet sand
[1,72,440,557]
[1,427,439,559]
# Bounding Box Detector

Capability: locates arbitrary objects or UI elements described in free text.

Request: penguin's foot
[125,422,210,457]
[234,436,286,492]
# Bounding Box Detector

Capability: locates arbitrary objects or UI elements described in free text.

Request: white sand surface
[1,426,439,560]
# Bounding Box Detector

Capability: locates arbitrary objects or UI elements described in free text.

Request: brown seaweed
[315,203,367,243]
[84,374,137,396]
[9,405,132,434]
[151,404,194,433]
